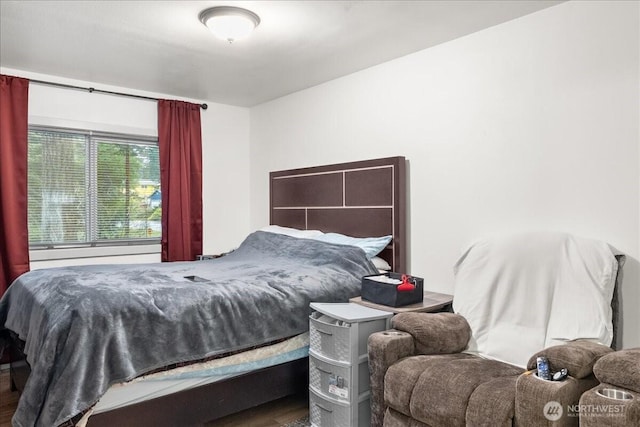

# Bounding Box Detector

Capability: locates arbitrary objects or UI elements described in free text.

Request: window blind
[28,126,160,248]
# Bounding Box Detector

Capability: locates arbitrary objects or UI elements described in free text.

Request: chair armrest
[593,348,640,393]
[368,329,415,427]
[367,313,469,427]
[527,340,613,379]
[391,312,471,354]
[515,372,599,425]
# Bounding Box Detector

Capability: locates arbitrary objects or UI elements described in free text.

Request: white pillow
[371,256,392,271]
[260,225,324,239]
[316,233,392,258]
[260,226,393,260]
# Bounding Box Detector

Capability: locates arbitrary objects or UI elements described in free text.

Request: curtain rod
[29,78,208,110]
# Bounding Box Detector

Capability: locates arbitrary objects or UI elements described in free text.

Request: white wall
[250,1,640,348]
[1,67,251,269]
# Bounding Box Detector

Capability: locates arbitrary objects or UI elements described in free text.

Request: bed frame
[9,156,407,426]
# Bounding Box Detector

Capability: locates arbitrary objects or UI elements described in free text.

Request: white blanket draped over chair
[452,231,618,368]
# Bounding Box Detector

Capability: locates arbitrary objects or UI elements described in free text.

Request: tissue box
[361,272,424,307]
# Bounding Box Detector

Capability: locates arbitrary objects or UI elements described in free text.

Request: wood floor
[0,370,20,427]
[0,369,309,427]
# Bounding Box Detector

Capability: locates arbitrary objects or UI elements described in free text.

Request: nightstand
[349,290,453,314]
[308,303,393,427]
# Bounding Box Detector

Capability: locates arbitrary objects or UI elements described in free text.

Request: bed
[2,156,407,427]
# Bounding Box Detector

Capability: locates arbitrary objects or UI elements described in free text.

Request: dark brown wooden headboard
[269,156,406,272]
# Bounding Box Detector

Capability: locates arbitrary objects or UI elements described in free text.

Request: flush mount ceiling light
[199,6,260,43]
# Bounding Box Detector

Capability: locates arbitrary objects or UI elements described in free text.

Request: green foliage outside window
[28,127,161,247]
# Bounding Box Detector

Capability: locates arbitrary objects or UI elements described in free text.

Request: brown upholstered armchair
[579,348,640,426]
[368,232,624,427]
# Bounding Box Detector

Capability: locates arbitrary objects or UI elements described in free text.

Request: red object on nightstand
[397,274,416,292]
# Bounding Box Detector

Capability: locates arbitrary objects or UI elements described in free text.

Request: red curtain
[0,75,30,296]
[157,100,203,262]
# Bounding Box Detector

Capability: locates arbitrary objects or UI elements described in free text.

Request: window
[28,126,161,248]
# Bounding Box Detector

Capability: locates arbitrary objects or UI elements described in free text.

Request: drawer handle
[315,366,332,374]
[315,403,333,413]
[316,329,333,336]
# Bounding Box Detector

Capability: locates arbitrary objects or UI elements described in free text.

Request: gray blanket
[0,231,377,427]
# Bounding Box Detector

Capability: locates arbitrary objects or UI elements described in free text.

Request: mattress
[76,332,309,426]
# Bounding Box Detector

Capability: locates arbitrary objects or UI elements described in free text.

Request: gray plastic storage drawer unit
[308,302,392,427]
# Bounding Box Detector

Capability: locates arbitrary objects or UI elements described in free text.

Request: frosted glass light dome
[199,6,260,43]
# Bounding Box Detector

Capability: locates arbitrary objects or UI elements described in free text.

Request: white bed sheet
[77,333,309,425]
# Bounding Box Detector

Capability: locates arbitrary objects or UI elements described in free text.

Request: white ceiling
[0,1,562,107]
